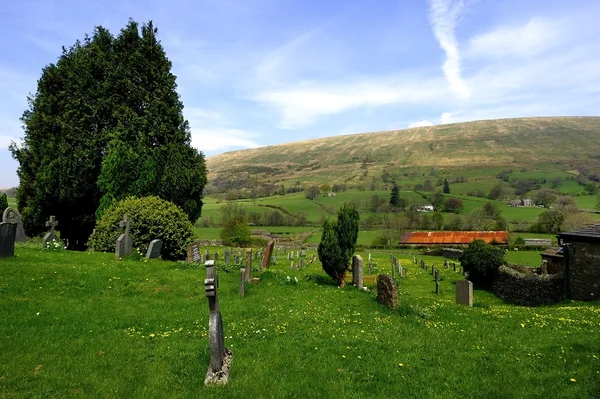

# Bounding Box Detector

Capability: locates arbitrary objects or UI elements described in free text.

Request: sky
[1,0,599,188]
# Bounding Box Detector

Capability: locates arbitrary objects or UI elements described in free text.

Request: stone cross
[204,260,231,385]
[456,280,473,306]
[352,255,364,289]
[0,222,17,258]
[115,214,133,260]
[42,216,59,248]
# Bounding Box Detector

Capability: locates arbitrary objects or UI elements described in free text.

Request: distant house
[327,192,336,197]
[508,199,521,207]
[400,231,509,246]
[417,204,434,212]
[521,198,535,207]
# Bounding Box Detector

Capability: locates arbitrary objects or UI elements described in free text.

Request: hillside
[206,117,600,188]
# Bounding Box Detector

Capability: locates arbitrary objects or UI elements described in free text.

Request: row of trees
[10,20,207,249]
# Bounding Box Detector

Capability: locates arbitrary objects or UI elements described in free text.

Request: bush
[0,193,7,213]
[460,239,506,288]
[87,196,194,260]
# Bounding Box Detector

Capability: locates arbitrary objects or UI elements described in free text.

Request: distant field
[505,250,544,267]
[7,196,16,207]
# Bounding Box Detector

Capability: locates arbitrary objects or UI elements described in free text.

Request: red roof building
[399,231,509,246]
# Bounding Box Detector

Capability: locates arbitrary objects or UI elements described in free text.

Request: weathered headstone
[0,222,17,258]
[444,260,449,269]
[376,274,398,310]
[204,260,232,385]
[146,239,163,259]
[42,215,59,248]
[187,242,200,262]
[239,268,245,297]
[2,208,26,242]
[434,269,439,282]
[456,280,473,307]
[115,214,133,260]
[245,248,252,282]
[352,255,364,289]
[287,252,291,261]
[262,240,275,269]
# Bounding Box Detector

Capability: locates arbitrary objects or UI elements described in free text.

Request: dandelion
[570,378,576,382]
[520,323,525,328]
[399,363,404,367]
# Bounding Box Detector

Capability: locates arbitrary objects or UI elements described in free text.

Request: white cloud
[428,0,471,99]
[0,135,17,149]
[409,120,434,128]
[190,128,260,153]
[468,18,565,59]
[440,112,453,124]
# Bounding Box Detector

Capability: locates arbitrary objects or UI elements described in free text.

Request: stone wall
[491,265,563,306]
[564,242,600,301]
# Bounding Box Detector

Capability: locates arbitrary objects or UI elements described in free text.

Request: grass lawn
[505,249,544,267]
[2,245,599,397]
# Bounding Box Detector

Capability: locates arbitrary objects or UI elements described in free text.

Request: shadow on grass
[304,273,338,286]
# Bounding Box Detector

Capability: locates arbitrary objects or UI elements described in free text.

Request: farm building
[540,247,564,274]
[399,231,509,246]
[558,225,600,301]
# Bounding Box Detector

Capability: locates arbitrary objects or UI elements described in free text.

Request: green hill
[206,116,600,189]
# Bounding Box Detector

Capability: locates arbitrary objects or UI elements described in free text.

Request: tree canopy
[10,20,206,249]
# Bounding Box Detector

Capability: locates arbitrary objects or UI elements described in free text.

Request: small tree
[318,204,359,286]
[460,239,505,287]
[534,189,556,208]
[443,178,450,194]
[0,193,8,213]
[444,197,463,213]
[389,182,400,207]
[220,215,251,246]
[432,212,444,230]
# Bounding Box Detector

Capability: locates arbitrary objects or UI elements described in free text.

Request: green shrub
[513,236,525,246]
[220,215,251,246]
[460,239,506,287]
[0,193,7,213]
[87,196,194,260]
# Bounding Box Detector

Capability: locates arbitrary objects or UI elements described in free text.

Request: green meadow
[2,245,599,398]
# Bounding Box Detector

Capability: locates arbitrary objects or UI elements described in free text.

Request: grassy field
[1,245,599,398]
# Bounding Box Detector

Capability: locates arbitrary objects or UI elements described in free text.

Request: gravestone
[42,216,59,248]
[262,240,275,269]
[413,255,417,264]
[299,258,304,269]
[187,241,201,262]
[0,222,17,258]
[2,207,26,242]
[434,269,439,282]
[206,249,210,260]
[352,255,364,289]
[204,260,232,385]
[245,249,252,282]
[215,252,219,261]
[290,261,294,270]
[146,239,163,259]
[115,214,133,260]
[224,250,230,264]
[376,274,398,310]
[456,280,473,306]
[239,268,245,297]
[287,252,291,261]
[444,260,449,269]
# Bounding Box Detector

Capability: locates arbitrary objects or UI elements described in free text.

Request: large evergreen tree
[389,182,400,207]
[10,20,206,249]
[317,203,360,286]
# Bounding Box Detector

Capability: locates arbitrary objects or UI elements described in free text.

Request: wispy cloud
[408,120,434,128]
[428,0,470,99]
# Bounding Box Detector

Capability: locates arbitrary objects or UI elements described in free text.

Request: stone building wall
[564,242,600,301]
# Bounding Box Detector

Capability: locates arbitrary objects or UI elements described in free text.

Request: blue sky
[1,0,599,188]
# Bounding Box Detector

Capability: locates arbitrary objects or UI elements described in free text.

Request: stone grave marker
[0,222,17,258]
[262,240,275,269]
[206,249,210,260]
[444,260,449,269]
[456,280,473,307]
[146,239,163,259]
[187,242,201,263]
[204,260,232,385]
[42,215,59,248]
[376,274,398,310]
[352,255,364,289]
[115,214,133,260]
[245,249,252,282]
[215,252,219,261]
[434,269,439,282]
[290,261,294,270]
[239,268,245,297]
[299,258,304,269]
[287,252,291,260]
[2,207,26,242]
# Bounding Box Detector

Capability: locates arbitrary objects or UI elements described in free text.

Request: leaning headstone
[245,249,252,282]
[115,214,133,260]
[42,215,59,248]
[376,274,398,310]
[204,260,232,385]
[456,280,473,307]
[352,255,364,289]
[146,239,163,259]
[2,207,26,242]
[239,268,245,297]
[262,240,275,269]
[0,222,17,258]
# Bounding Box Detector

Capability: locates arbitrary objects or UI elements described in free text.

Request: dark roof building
[558,224,600,301]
